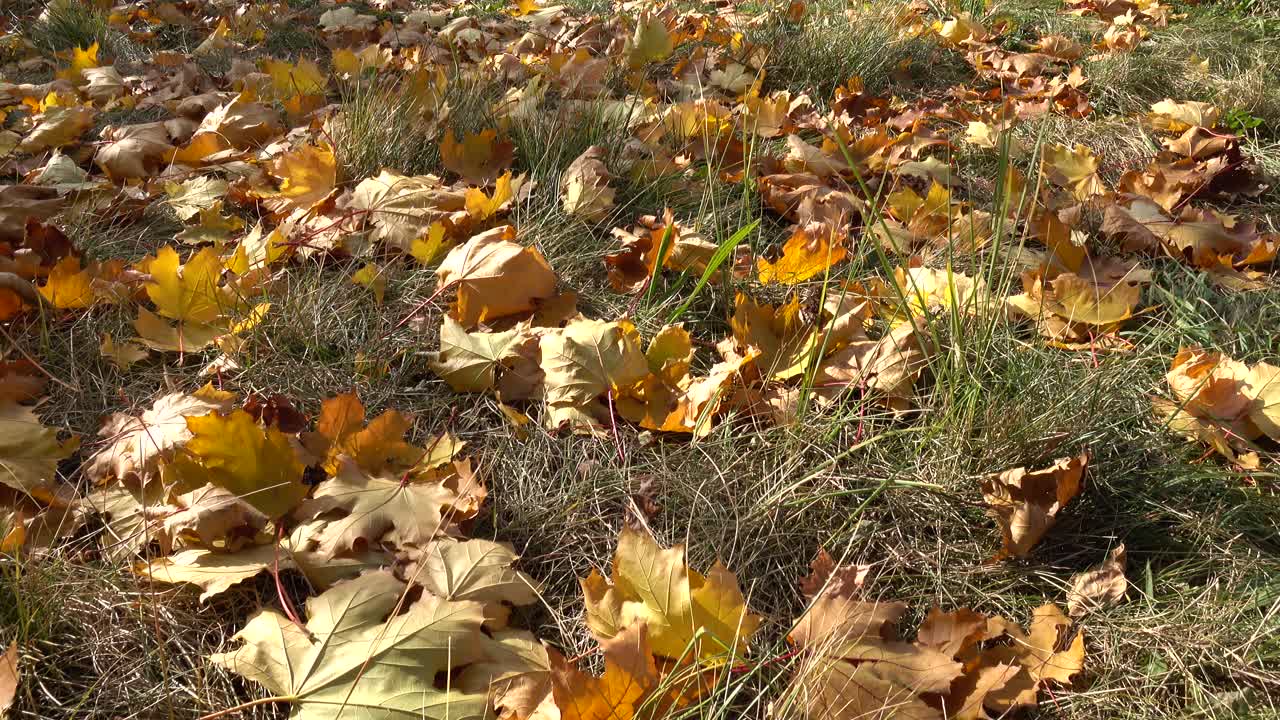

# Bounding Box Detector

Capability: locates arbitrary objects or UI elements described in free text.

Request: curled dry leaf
[303,391,464,478]
[1149,99,1220,133]
[1006,256,1151,349]
[1067,544,1127,616]
[154,482,267,551]
[1153,347,1280,468]
[459,630,552,720]
[798,548,870,599]
[560,145,614,222]
[540,318,649,432]
[812,319,929,413]
[137,519,388,602]
[784,553,1085,720]
[981,453,1086,560]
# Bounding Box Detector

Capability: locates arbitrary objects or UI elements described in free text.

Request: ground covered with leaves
[1,0,1279,717]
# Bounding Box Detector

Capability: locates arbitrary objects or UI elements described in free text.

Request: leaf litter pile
[0,0,1278,717]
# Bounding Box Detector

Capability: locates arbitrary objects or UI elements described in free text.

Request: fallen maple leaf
[137,519,388,601]
[0,642,15,717]
[211,570,492,719]
[539,622,659,720]
[980,604,1085,712]
[625,13,675,68]
[582,526,761,664]
[605,212,721,294]
[1042,144,1106,201]
[1006,256,1150,349]
[143,246,225,325]
[165,176,229,221]
[981,453,1087,560]
[1154,348,1269,467]
[757,223,848,285]
[177,409,308,519]
[303,392,462,477]
[436,226,558,328]
[266,142,336,212]
[19,105,95,153]
[36,255,94,310]
[427,316,531,393]
[785,655,942,720]
[402,538,541,628]
[194,94,282,149]
[348,170,467,251]
[86,386,234,484]
[0,362,45,404]
[442,129,515,185]
[351,263,386,306]
[561,146,614,222]
[459,630,552,720]
[0,401,77,503]
[297,457,477,557]
[1067,544,1127,616]
[1149,99,1220,133]
[812,319,929,412]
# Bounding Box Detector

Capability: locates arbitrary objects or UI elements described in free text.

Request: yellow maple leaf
[510,0,539,15]
[626,14,674,68]
[330,46,390,78]
[269,143,336,211]
[225,224,288,275]
[757,224,847,285]
[261,57,327,99]
[465,171,517,220]
[56,42,100,83]
[181,409,307,519]
[176,203,244,246]
[144,246,224,324]
[435,225,557,328]
[351,263,386,305]
[1042,144,1105,201]
[442,129,515,185]
[37,255,95,310]
[409,222,451,265]
[169,132,230,166]
[582,526,762,664]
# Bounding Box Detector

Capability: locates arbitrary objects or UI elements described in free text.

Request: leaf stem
[195,695,293,720]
